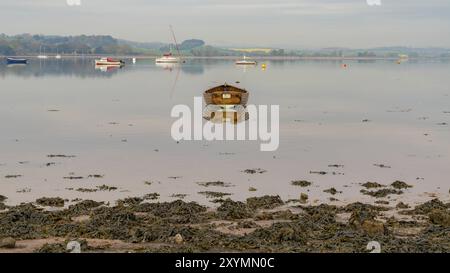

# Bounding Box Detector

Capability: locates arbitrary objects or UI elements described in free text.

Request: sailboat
[55,48,62,59]
[235,56,257,65]
[37,45,48,59]
[156,25,182,64]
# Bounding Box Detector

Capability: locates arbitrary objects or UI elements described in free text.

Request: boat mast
[170,25,182,58]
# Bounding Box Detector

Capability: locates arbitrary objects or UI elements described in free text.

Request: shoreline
[3,55,450,61]
[1,193,449,253]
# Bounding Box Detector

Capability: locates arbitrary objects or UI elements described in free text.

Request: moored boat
[155,25,183,64]
[95,58,125,66]
[235,56,257,65]
[155,53,180,63]
[203,83,249,106]
[6,57,28,64]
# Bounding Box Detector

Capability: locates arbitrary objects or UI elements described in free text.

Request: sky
[1,0,450,48]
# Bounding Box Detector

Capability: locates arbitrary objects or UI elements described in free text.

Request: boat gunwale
[204,84,248,94]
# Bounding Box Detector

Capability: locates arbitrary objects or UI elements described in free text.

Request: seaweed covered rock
[36,197,65,207]
[360,188,403,198]
[349,205,386,236]
[35,239,89,253]
[407,199,448,215]
[67,200,105,216]
[117,197,144,207]
[361,182,384,189]
[0,203,65,239]
[249,222,307,244]
[246,195,284,210]
[0,237,16,249]
[428,210,450,227]
[391,181,412,189]
[134,200,207,224]
[217,199,253,220]
[0,195,7,203]
[35,243,67,253]
[301,204,338,225]
[291,180,312,187]
[360,220,386,237]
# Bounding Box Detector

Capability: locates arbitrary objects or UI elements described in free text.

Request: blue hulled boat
[6,57,28,64]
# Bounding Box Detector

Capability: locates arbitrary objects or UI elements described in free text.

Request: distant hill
[1,33,449,58]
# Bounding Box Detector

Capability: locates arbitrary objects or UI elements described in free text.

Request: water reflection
[94,64,124,73]
[155,62,179,72]
[0,58,210,78]
[203,105,249,124]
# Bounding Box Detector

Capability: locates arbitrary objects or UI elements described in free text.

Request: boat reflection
[94,64,123,72]
[203,104,249,124]
[6,63,27,69]
[155,62,179,72]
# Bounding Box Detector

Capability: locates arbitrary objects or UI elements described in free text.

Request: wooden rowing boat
[203,84,249,106]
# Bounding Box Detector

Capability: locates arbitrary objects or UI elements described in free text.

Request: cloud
[0,0,449,47]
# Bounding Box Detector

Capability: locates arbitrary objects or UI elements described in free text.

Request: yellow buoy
[261,63,267,69]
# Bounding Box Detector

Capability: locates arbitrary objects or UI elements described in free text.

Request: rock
[247,195,284,210]
[300,193,309,204]
[361,182,384,189]
[0,237,16,249]
[323,188,341,195]
[174,234,183,245]
[361,220,386,236]
[396,202,410,209]
[0,195,7,203]
[360,188,403,198]
[291,180,312,187]
[428,210,450,227]
[36,197,65,207]
[217,199,253,220]
[391,181,412,189]
[411,199,447,214]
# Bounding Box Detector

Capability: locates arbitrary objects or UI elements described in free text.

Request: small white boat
[95,65,122,72]
[156,53,180,64]
[55,48,62,59]
[95,58,125,66]
[235,56,257,65]
[37,45,48,59]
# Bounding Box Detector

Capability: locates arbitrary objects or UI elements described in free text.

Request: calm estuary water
[1,58,449,206]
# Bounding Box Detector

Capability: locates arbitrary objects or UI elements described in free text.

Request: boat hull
[95,61,124,66]
[95,58,125,66]
[155,57,180,63]
[235,61,257,65]
[203,84,249,106]
[6,58,28,64]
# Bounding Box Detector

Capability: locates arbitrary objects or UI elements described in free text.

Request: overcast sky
[1,0,450,48]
